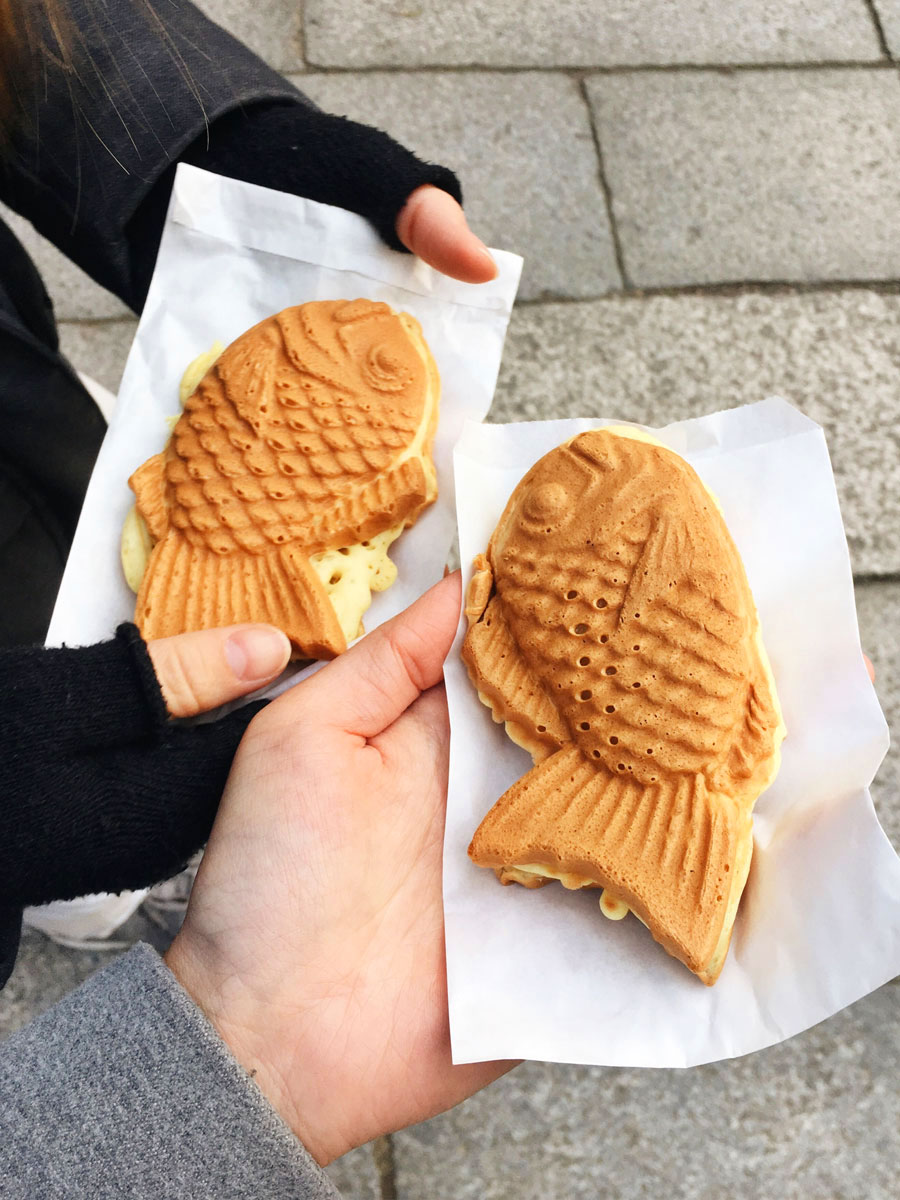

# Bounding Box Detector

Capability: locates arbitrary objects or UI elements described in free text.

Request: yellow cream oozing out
[309,526,403,643]
[178,342,225,406]
[505,863,632,920]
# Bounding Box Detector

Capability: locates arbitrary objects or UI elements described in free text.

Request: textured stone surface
[492,292,900,575]
[587,70,900,287]
[857,581,900,850]
[294,71,621,301]
[304,0,882,68]
[0,916,169,1039]
[324,1143,382,1198]
[193,0,304,71]
[58,318,138,398]
[0,204,130,321]
[873,1,900,56]
[394,979,899,1199]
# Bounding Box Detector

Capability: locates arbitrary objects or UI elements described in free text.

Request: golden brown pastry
[129,299,439,659]
[462,427,785,985]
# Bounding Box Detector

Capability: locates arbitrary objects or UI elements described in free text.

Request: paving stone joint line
[373,1135,397,1200]
[865,0,893,58]
[579,75,630,290]
[294,59,900,76]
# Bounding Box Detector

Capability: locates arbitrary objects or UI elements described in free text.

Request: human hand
[165,574,513,1163]
[396,185,498,284]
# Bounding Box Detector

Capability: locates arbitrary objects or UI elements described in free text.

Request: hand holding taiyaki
[462,427,786,985]
[166,575,511,1164]
[127,299,439,660]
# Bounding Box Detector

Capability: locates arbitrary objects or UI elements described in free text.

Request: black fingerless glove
[189,100,462,253]
[127,99,463,307]
[0,624,262,910]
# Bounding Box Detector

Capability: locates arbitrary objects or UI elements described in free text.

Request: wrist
[163,933,334,1163]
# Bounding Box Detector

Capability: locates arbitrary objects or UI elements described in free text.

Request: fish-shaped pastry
[128,299,439,659]
[462,427,785,985]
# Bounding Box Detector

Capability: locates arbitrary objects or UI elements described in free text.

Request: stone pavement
[2,2,900,1196]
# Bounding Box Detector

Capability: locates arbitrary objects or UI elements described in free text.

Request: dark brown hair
[0,0,79,145]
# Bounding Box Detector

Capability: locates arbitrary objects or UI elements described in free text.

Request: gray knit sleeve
[0,944,341,1199]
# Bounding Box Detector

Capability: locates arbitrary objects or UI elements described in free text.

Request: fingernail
[475,240,497,269]
[225,627,291,681]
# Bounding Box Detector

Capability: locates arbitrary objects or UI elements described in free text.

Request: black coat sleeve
[0,0,461,313]
[0,624,262,912]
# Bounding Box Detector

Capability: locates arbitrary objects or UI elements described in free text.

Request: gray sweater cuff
[0,944,340,1199]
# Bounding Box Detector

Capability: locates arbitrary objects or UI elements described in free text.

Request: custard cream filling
[502,864,631,921]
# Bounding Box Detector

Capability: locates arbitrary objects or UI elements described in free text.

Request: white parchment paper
[36,164,520,939]
[445,398,900,1068]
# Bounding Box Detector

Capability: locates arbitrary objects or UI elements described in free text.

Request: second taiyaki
[128,299,439,659]
[462,427,785,985]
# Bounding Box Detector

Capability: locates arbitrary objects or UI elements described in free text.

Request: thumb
[279,572,462,739]
[395,185,498,283]
[148,625,291,718]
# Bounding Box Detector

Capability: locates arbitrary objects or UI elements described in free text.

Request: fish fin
[470,744,742,983]
[129,453,169,541]
[303,458,431,551]
[463,594,567,761]
[134,530,347,660]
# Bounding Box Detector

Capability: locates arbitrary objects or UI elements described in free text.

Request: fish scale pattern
[163,299,426,556]
[491,432,765,787]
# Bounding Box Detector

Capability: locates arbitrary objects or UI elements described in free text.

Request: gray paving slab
[58,318,138,397]
[1,203,130,321]
[193,0,304,72]
[394,978,899,1199]
[873,1,900,56]
[293,71,621,301]
[0,930,115,1039]
[857,581,900,850]
[0,907,172,1039]
[324,1143,382,1198]
[587,69,900,288]
[492,292,900,575]
[304,0,882,68]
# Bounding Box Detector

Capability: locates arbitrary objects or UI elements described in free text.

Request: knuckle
[156,647,206,717]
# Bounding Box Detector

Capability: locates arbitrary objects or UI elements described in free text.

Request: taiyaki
[128,299,439,659]
[462,427,785,985]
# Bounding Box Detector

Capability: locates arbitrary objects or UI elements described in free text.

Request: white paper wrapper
[36,164,521,939]
[445,398,900,1068]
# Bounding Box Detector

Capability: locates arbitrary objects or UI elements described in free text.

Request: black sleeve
[0,624,262,912]
[0,0,461,314]
[0,907,22,990]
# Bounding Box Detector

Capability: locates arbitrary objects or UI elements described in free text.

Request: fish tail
[134,532,347,660]
[468,744,606,872]
[469,744,738,982]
